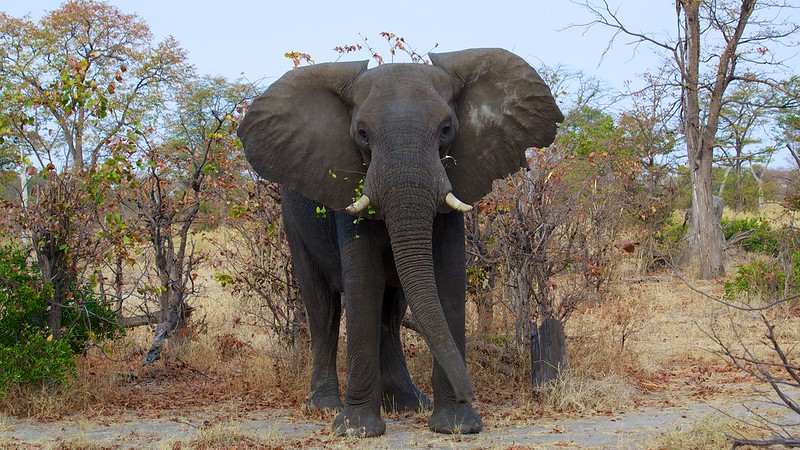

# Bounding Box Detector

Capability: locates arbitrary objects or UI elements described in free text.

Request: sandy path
[0,400,745,449]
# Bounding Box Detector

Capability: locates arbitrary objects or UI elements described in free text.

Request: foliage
[723,217,800,302]
[0,1,190,357]
[648,214,688,267]
[0,331,74,397]
[721,216,781,255]
[0,241,121,395]
[559,106,619,158]
[58,284,123,353]
[0,0,189,171]
[212,178,306,352]
[723,258,787,302]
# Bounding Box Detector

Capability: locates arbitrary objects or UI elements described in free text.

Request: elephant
[237,48,563,437]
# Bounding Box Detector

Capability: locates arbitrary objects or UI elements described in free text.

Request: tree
[131,76,254,364]
[213,177,307,355]
[716,82,780,210]
[0,1,189,340]
[776,76,800,210]
[615,70,683,271]
[0,0,188,171]
[578,0,800,279]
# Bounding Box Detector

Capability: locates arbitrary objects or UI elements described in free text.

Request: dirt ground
[0,270,794,449]
[0,399,762,449]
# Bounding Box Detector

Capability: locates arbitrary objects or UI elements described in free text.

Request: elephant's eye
[440,124,453,141]
[357,128,369,145]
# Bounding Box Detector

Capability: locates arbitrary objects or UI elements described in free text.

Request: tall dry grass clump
[167,422,273,449]
[655,415,734,450]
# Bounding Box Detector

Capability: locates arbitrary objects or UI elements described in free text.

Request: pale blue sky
[5,1,677,92]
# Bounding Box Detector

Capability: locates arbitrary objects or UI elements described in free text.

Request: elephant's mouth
[346,191,472,214]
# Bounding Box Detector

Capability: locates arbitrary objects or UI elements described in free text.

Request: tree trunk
[476,292,494,336]
[679,0,754,279]
[718,166,731,197]
[141,181,198,365]
[34,228,76,341]
[686,167,726,279]
[749,164,765,206]
[507,265,532,346]
[530,317,568,387]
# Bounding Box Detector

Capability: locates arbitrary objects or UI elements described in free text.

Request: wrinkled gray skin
[238,48,563,437]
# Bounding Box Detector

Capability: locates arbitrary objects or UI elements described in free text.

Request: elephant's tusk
[346,194,370,214]
[445,192,473,213]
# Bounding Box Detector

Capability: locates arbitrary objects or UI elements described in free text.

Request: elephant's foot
[305,390,343,413]
[428,403,482,434]
[332,407,386,437]
[381,385,432,412]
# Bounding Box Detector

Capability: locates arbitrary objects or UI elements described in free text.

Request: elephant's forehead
[354,63,454,98]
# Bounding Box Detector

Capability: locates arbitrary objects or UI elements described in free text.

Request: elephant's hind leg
[285,236,343,412]
[380,286,432,412]
[302,284,343,413]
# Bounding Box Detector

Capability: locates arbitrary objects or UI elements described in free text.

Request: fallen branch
[725,229,755,249]
[730,437,800,448]
[623,276,666,284]
[119,313,160,328]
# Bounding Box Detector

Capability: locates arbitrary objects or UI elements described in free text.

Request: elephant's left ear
[430,48,564,204]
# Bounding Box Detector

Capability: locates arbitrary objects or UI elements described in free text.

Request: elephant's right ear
[238,61,369,210]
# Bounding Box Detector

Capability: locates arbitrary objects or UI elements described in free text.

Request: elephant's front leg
[332,221,387,437]
[429,212,483,434]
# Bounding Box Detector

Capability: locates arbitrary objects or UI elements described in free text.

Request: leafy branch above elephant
[238,48,563,437]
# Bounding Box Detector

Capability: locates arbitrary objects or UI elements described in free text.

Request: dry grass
[535,371,634,413]
[655,414,734,450]
[0,414,9,433]
[724,202,800,226]
[48,432,115,450]
[0,384,86,418]
[164,422,275,450]
[4,226,800,449]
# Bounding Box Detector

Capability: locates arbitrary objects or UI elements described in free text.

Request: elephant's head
[238,48,563,403]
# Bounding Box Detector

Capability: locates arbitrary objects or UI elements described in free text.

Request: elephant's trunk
[377,151,474,404]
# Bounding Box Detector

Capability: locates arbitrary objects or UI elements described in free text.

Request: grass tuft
[166,422,272,449]
[535,370,634,413]
[655,414,732,450]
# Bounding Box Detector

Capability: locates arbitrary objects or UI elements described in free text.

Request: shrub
[721,217,780,255]
[0,241,122,395]
[656,214,688,248]
[724,249,800,302]
[0,330,76,392]
[724,258,786,301]
[58,285,123,354]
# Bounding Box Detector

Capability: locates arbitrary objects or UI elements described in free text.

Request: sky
[4,0,800,166]
[4,0,679,92]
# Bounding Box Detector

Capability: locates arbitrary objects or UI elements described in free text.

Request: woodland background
[1,1,799,448]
